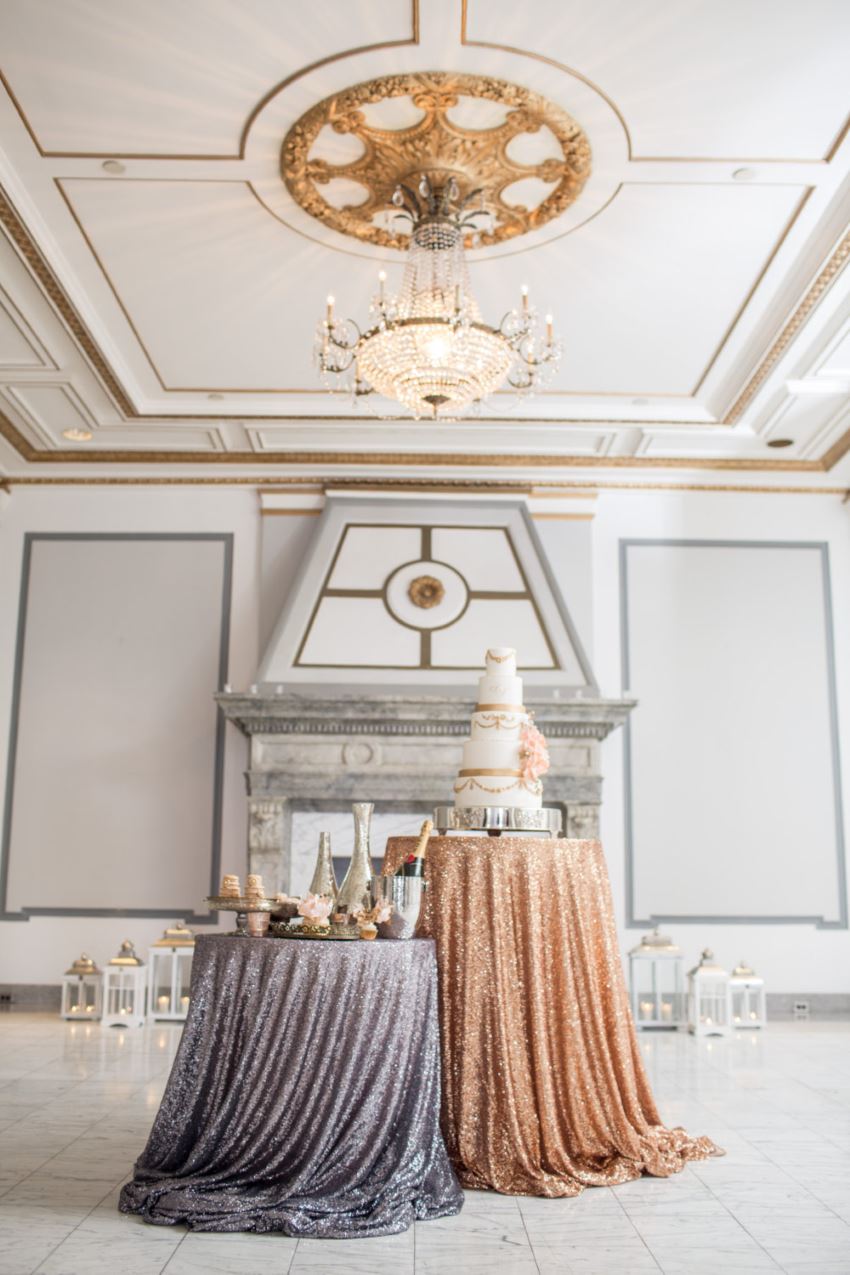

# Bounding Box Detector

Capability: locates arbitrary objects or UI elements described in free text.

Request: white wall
[0,486,260,984]
[0,483,847,994]
[592,489,850,994]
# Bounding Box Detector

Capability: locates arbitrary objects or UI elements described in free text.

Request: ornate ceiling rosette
[281,71,592,250]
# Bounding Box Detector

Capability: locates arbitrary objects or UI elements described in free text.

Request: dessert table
[384,834,720,1197]
[120,934,462,1237]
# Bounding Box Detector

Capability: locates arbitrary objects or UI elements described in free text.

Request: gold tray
[281,927,362,941]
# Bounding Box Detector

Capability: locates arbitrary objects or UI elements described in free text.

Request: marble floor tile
[0,1015,848,1274]
[162,1232,298,1273]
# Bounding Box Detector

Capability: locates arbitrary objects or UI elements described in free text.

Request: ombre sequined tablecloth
[120,934,462,1237]
[384,835,720,1197]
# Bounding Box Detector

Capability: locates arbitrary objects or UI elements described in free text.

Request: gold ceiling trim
[724,227,850,423]
[0,2,421,160]
[0,408,825,470]
[2,473,845,496]
[281,71,591,250]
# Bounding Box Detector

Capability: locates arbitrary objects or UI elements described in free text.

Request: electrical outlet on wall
[793,1000,810,1019]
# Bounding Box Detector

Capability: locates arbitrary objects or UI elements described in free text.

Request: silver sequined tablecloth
[119,934,462,1237]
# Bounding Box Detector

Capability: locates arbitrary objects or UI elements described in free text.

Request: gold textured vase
[335,802,375,916]
[308,831,338,901]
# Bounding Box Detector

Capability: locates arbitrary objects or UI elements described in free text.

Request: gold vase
[308,831,338,901]
[335,802,375,916]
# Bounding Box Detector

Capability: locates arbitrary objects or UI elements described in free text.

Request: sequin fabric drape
[120,935,462,1236]
[384,836,721,1197]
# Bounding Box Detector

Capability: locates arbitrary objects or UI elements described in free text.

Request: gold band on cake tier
[458,768,522,777]
[475,703,526,711]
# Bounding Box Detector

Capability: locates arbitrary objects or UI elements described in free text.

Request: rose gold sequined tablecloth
[384,836,720,1197]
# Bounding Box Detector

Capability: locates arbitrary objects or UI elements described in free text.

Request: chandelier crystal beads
[315,176,561,418]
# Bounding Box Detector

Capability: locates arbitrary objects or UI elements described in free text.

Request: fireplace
[218,495,633,888]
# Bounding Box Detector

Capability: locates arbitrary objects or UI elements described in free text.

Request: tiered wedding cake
[452,647,550,810]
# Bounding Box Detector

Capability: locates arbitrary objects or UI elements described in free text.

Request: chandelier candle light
[315,175,561,419]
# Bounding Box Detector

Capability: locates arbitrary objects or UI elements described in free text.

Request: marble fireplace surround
[218,691,635,895]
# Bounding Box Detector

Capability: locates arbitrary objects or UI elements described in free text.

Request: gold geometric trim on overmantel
[281,71,591,250]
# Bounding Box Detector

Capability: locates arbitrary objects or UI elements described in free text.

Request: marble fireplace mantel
[217,690,635,894]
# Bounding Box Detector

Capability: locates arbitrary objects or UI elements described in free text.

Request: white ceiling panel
[465,0,850,159]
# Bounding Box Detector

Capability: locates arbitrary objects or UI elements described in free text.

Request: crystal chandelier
[315,176,561,419]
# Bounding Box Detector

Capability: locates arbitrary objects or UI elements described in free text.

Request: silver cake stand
[433,806,562,837]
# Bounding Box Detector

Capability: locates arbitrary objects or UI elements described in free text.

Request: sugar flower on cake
[519,721,550,783]
[298,893,333,923]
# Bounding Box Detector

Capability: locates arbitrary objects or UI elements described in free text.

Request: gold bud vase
[335,802,375,916]
[308,831,338,901]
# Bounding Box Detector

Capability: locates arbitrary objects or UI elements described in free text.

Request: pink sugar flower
[298,892,333,922]
[519,722,550,782]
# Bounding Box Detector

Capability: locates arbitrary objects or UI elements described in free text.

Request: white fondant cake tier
[470,710,526,738]
[461,739,526,771]
[453,774,542,809]
[476,674,523,707]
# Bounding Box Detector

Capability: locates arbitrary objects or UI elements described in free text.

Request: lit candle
[660,1002,672,1020]
[157,995,169,1012]
[326,294,335,325]
[639,1000,653,1020]
[378,270,386,303]
[734,1014,741,1023]
[521,284,529,314]
[454,282,461,312]
[749,1010,758,1020]
[84,1004,94,1013]
[180,995,190,1011]
[545,313,553,344]
[69,1004,79,1013]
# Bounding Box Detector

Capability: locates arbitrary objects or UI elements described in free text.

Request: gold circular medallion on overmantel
[281,71,592,251]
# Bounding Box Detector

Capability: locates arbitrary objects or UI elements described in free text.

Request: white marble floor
[0,1016,848,1275]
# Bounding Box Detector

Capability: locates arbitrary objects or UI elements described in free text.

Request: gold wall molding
[281,71,591,250]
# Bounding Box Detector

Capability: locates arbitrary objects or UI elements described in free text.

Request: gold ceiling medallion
[281,71,591,250]
[408,575,445,609]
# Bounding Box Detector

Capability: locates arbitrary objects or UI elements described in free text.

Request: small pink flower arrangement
[519,721,550,783]
[298,893,333,925]
[356,900,393,927]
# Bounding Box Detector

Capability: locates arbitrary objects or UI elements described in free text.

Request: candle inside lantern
[157,995,169,1012]
[660,1001,672,1020]
[639,1000,653,1020]
[326,294,335,325]
[521,284,529,314]
[545,313,553,343]
[85,1004,94,1013]
[180,995,190,1011]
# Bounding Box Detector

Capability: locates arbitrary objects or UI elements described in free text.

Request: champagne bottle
[397,819,433,878]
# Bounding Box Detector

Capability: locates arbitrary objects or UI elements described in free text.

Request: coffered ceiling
[0,0,849,482]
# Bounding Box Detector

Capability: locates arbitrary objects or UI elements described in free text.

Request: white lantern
[730,960,766,1029]
[147,921,195,1021]
[687,949,731,1037]
[102,939,146,1028]
[628,928,685,1030]
[61,953,103,1021]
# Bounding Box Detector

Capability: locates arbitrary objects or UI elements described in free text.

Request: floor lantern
[730,961,767,1029]
[148,921,195,1021]
[102,939,146,1028]
[60,953,102,1021]
[687,949,731,1037]
[628,927,685,1029]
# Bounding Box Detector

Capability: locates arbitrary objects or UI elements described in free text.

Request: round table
[384,835,720,1196]
[120,934,463,1237]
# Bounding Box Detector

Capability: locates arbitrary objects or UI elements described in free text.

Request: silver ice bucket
[371,874,425,940]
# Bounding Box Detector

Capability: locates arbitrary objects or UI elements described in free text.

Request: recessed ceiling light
[101,159,125,175]
[732,167,756,181]
[62,427,93,442]
[207,393,224,401]
[767,438,793,448]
